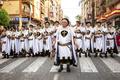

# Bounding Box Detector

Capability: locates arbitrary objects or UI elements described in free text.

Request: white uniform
[19,31,25,52]
[6,31,12,55]
[94,26,104,51]
[28,30,34,51]
[106,27,116,49]
[23,30,29,52]
[14,30,21,54]
[101,26,108,53]
[32,30,39,55]
[1,34,7,53]
[43,27,52,52]
[54,26,77,66]
[11,31,15,52]
[74,26,83,50]
[84,32,91,52]
[37,29,44,53]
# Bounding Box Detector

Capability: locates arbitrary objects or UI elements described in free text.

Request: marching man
[52,18,78,72]
[74,21,84,57]
[106,23,118,57]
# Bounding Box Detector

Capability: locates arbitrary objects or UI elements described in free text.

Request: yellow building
[2,0,41,27]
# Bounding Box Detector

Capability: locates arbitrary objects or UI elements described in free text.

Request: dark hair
[62,18,70,25]
[55,21,59,24]
[76,21,81,24]
[45,22,50,25]
[96,21,101,24]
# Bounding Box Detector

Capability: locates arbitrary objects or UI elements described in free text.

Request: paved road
[0,54,120,80]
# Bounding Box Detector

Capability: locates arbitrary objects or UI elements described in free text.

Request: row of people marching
[74,21,118,58]
[0,21,59,58]
[0,21,118,59]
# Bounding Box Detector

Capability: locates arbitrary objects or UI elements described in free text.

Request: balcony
[106,0,119,7]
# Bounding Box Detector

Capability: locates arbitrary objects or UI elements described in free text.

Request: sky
[61,0,81,25]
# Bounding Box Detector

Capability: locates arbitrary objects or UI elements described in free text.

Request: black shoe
[105,53,107,58]
[2,54,6,59]
[88,53,91,57]
[99,54,103,58]
[6,54,9,59]
[110,53,114,58]
[85,52,87,57]
[79,53,81,57]
[66,64,71,72]
[94,53,98,57]
[58,65,63,72]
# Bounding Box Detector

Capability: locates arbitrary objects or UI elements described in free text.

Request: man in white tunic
[1,28,8,58]
[106,23,118,57]
[74,21,84,57]
[84,22,93,57]
[37,28,44,56]
[43,22,52,57]
[94,22,104,57]
[14,28,21,58]
[53,18,78,72]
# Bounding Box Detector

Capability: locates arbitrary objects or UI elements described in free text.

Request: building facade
[81,0,120,27]
[2,0,63,28]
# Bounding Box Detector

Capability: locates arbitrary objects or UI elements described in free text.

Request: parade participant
[10,28,15,57]
[14,27,21,58]
[1,28,7,58]
[84,30,91,57]
[5,28,12,58]
[28,25,34,57]
[19,27,25,57]
[43,22,52,57]
[106,23,118,57]
[101,23,108,57]
[37,27,44,56]
[94,22,103,57]
[32,28,39,57]
[74,21,84,57]
[53,18,78,72]
[23,27,29,57]
[84,22,93,57]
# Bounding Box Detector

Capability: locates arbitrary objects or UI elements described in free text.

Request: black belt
[95,36,102,38]
[58,42,71,46]
[85,37,90,39]
[107,38,114,40]
[74,36,82,39]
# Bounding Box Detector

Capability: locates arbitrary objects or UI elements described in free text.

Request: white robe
[5,31,12,55]
[33,36,39,54]
[11,32,15,52]
[94,34,103,50]
[43,27,52,52]
[37,29,44,52]
[1,36,7,53]
[23,30,29,52]
[14,31,20,54]
[19,32,25,52]
[74,26,83,50]
[84,34,91,51]
[54,26,78,66]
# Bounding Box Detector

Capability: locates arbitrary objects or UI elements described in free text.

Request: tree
[0,9,10,27]
[75,15,81,21]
